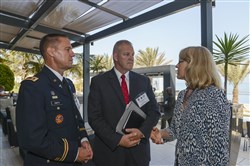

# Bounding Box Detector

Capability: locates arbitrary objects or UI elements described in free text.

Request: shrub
[0,63,15,91]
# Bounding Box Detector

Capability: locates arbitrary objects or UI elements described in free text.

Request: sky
[75,0,249,65]
[74,0,250,103]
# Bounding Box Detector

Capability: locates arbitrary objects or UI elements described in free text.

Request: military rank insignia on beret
[25,76,39,82]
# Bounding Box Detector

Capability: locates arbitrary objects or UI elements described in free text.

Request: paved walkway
[150,140,176,166]
[149,121,250,166]
[1,124,250,166]
[150,138,250,166]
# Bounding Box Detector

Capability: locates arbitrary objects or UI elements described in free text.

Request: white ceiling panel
[0,24,21,42]
[16,37,40,50]
[0,0,201,54]
[103,0,163,17]
[66,8,120,34]
[0,0,42,17]
[40,0,102,29]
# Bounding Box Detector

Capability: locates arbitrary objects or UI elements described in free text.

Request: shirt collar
[45,65,64,81]
[114,67,129,80]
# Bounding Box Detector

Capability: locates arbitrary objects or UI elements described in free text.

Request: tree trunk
[224,62,228,95]
[232,85,239,104]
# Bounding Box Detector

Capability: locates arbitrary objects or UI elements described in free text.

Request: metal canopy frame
[0,0,214,121]
[0,0,214,54]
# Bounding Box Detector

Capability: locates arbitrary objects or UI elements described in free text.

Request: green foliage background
[0,63,15,91]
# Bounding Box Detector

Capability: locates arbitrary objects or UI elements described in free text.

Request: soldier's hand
[76,146,92,163]
[81,141,93,159]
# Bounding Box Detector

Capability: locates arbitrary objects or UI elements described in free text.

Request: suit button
[75,115,78,119]
[47,160,50,163]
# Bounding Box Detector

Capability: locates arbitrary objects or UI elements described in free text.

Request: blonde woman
[151,46,230,165]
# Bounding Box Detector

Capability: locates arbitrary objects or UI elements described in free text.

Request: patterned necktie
[121,74,129,104]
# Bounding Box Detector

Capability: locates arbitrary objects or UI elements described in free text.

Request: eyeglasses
[177,60,185,64]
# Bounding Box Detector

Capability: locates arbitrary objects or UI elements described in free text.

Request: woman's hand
[150,127,164,144]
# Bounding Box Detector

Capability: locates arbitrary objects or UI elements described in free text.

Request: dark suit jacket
[16,66,88,165]
[163,94,175,120]
[88,68,160,166]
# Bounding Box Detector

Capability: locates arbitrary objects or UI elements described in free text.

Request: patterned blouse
[167,85,230,166]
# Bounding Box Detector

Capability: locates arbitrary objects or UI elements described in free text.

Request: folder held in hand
[116,101,146,135]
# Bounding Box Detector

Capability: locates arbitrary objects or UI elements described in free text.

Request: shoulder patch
[25,76,39,82]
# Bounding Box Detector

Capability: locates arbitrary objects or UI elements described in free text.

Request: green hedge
[0,64,15,91]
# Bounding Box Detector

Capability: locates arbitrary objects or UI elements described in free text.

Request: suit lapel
[108,69,126,106]
[129,71,137,102]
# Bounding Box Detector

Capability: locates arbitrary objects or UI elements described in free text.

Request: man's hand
[125,128,144,141]
[77,141,93,163]
[150,127,163,144]
[118,128,143,148]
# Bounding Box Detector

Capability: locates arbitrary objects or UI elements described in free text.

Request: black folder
[116,101,146,135]
[122,110,146,134]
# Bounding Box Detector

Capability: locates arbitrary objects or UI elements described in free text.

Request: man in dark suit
[161,87,175,129]
[88,40,160,166]
[16,34,93,165]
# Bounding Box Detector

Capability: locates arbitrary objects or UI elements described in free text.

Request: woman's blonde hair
[179,46,222,89]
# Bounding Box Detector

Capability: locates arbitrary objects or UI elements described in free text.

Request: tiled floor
[0,126,23,166]
[1,124,249,166]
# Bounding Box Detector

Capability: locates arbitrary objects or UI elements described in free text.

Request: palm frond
[213,32,250,95]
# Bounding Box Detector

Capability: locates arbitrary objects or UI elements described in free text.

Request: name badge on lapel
[136,92,149,108]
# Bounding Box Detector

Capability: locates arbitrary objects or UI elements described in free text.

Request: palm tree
[102,54,113,71]
[213,33,250,94]
[1,49,36,91]
[135,47,172,67]
[89,55,106,73]
[23,54,44,77]
[66,53,83,78]
[0,49,12,64]
[65,53,84,93]
[1,49,85,93]
[217,60,249,103]
[1,49,41,83]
